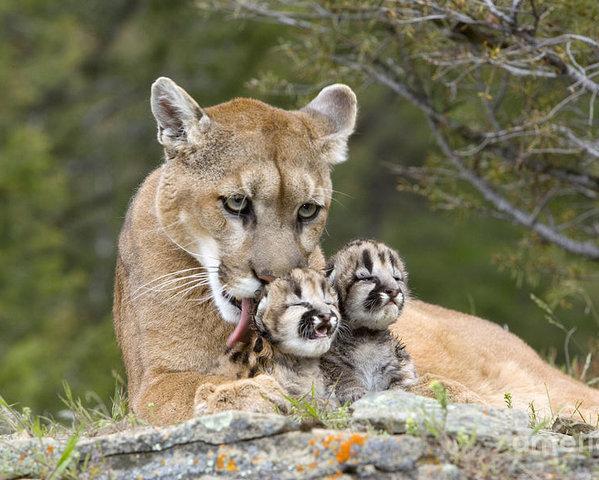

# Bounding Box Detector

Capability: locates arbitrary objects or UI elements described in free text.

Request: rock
[350,391,530,444]
[552,417,596,436]
[80,410,296,457]
[416,463,463,480]
[90,430,425,479]
[0,436,65,480]
[1,392,597,480]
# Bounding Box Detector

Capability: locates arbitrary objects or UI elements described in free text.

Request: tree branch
[428,120,599,260]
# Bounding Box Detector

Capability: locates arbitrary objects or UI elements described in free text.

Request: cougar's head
[150,77,356,345]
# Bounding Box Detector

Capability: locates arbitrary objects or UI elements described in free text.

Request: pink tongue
[227,298,253,348]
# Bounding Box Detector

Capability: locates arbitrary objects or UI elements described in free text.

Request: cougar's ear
[301,84,357,164]
[150,77,210,147]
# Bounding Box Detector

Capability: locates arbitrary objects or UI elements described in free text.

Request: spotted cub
[227,268,340,401]
[322,239,417,404]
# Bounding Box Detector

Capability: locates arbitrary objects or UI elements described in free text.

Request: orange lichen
[226,459,238,472]
[321,433,340,448]
[336,433,365,463]
[295,464,305,473]
[326,473,343,480]
[46,445,55,455]
[18,452,27,463]
[216,452,226,470]
[307,462,318,470]
[308,438,316,446]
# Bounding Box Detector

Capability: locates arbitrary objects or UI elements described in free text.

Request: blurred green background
[1,0,597,414]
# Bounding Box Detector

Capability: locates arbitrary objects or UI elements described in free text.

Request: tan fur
[393,301,599,421]
[114,79,355,425]
[115,77,598,426]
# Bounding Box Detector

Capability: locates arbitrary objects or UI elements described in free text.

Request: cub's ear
[324,262,336,283]
[301,84,358,164]
[254,295,269,333]
[150,77,210,147]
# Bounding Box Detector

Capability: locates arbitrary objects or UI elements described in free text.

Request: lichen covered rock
[1,392,597,479]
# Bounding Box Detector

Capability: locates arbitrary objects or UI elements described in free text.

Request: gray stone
[1,393,597,480]
[84,429,425,480]
[0,436,65,479]
[417,463,463,480]
[79,410,295,457]
[350,390,530,444]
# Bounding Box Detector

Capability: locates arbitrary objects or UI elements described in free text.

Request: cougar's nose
[255,270,276,285]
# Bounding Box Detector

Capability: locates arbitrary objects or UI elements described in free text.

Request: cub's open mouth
[313,323,334,338]
[226,297,255,348]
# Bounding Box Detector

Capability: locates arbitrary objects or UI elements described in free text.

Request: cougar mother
[114,77,599,426]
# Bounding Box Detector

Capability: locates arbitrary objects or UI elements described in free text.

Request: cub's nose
[313,312,338,334]
[317,312,334,323]
[384,287,400,298]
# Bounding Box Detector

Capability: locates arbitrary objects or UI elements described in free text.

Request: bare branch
[429,120,599,260]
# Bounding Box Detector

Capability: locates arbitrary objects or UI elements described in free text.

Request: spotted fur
[322,240,417,404]
[228,268,340,400]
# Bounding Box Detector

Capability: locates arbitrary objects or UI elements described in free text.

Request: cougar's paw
[409,374,488,405]
[193,382,218,416]
[194,374,289,416]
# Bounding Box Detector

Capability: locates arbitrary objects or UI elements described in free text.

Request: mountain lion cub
[227,268,340,401]
[322,240,417,403]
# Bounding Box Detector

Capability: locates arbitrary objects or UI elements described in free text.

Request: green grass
[0,373,141,438]
[284,385,351,429]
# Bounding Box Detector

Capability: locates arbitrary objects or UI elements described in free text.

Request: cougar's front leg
[134,371,231,426]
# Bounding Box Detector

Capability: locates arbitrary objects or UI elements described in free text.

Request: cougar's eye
[297,203,321,221]
[222,194,250,215]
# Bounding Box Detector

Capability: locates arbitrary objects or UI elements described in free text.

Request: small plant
[528,401,552,434]
[456,430,477,450]
[59,373,140,435]
[504,392,513,409]
[0,395,60,437]
[405,416,419,436]
[285,385,350,429]
[430,380,449,412]
[48,432,80,480]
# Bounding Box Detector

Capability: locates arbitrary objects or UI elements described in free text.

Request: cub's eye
[357,276,375,282]
[287,301,311,309]
[297,203,321,221]
[222,195,251,215]
[355,270,373,281]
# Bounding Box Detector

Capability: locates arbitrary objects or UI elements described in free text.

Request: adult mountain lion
[113,77,599,425]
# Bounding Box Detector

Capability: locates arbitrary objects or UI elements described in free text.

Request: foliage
[1,0,597,414]
[0,376,138,438]
[0,0,285,413]
[285,386,351,429]
[201,0,599,386]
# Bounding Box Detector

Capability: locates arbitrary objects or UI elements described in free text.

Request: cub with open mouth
[322,239,418,404]
[227,268,340,402]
